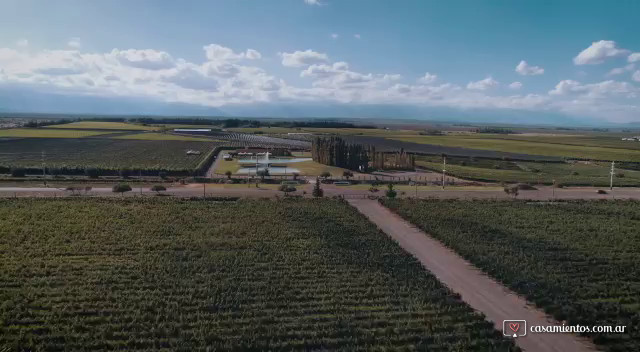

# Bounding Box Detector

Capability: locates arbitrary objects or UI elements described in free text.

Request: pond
[237,158,312,164]
[237,167,301,175]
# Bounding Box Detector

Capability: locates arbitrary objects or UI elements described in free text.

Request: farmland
[391,135,640,162]
[0,138,217,174]
[382,199,640,351]
[0,129,110,138]
[112,132,220,142]
[416,155,640,186]
[0,198,514,351]
[46,121,160,130]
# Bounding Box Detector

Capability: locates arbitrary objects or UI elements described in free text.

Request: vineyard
[416,155,640,186]
[0,198,515,351]
[382,199,640,351]
[0,138,218,175]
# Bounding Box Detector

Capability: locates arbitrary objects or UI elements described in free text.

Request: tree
[84,167,100,178]
[119,168,131,179]
[158,171,168,180]
[504,185,519,198]
[312,177,324,198]
[257,169,269,181]
[225,170,233,180]
[278,184,296,196]
[342,170,354,180]
[386,183,397,198]
[65,186,82,196]
[320,171,331,179]
[10,167,26,177]
[151,185,166,194]
[112,183,132,195]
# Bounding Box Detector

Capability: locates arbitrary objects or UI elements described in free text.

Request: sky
[0,0,639,124]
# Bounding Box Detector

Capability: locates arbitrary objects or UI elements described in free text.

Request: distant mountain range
[0,86,634,128]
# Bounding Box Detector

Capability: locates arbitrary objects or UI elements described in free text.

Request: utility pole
[41,150,46,186]
[203,182,206,199]
[139,170,143,195]
[442,156,446,189]
[610,161,615,191]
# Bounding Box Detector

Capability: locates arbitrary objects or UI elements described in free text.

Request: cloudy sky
[1,0,639,124]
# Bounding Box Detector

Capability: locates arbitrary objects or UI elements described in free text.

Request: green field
[0,198,513,351]
[382,199,640,351]
[47,121,160,131]
[214,156,348,177]
[392,135,640,162]
[113,132,219,142]
[0,128,110,138]
[0,138,218,174]
[416,156,640,186]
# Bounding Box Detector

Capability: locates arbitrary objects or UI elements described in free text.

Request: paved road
[1,183,640,201]
[347,198,595,352]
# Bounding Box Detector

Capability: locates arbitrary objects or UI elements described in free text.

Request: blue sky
[0,0,639,124]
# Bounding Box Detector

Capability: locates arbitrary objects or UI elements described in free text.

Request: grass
[46,121,160,131]
[0,198,513,350]
[392,135,640,161]
[112,132,219,142]
[382,199,640,351]
[214,154,348,177]
[416,156,640,186]
[0,128,110,138]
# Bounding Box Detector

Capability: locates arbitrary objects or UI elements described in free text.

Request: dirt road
[347,198,595,352]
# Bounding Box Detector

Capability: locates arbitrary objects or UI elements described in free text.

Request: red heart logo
[509,323,520,333]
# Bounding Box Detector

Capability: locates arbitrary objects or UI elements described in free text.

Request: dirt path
[347,198,595,352]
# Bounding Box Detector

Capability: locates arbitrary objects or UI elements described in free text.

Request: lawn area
[46,121,160,131]
[382,199,640,351]
[392,135,640,161]
[0,128,110,138]
[213,158,242,174]
[112,132,219,142]
[214,155,348,177]
[416,157,640,186]
[0,198,513,350]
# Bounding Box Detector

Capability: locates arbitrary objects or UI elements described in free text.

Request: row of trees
[369,146,415,170]
[311,137,370,172]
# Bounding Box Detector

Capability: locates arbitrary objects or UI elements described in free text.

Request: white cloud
[1,42,640,123]
[203,44,260,62]
[330,33,339,39]
[354,34,361,39]
[467,77,498,90]
[304,0,322,5]
[418,72,437,84]
[245,49,261,60]
[573,40,629,65]
[111,49,175,70]
[549,79,636,98]
[509,81,522,89]
[515,60,544,75]
[67,38,81,49]
[300,61,400,90]
[280,50,329,67]
[628,53,640,63]
[16,39,29,48]
[607,64,635,76]
[633,71,640,82]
